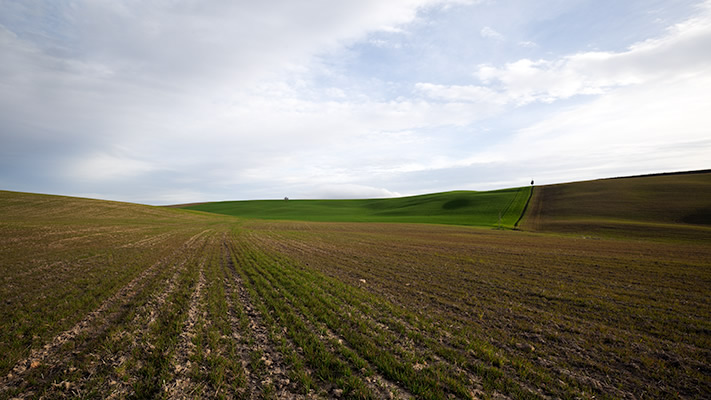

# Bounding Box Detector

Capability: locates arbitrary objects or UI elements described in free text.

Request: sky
[1,0,710,204]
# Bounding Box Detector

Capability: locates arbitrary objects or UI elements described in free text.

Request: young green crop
[179,187,531,228]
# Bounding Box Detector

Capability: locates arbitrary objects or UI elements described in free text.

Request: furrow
[119,231,174,249]
[57,232,209,399]
[251,232,559,398]
[246,230,532,400]
[105,232,210,399]
[163,262,207,399]
[0,229,208,396]
[239,234,463,399]
[223,239,306,399]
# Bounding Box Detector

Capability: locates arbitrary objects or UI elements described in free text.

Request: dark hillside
[521,170,711,241]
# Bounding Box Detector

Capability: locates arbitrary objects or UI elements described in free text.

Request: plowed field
[1,190,710,399]
[521,171,711,242]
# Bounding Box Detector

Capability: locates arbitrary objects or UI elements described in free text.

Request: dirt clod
[515,342,535,352]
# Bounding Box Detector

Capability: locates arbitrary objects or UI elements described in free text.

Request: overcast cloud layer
[1,0,710,204]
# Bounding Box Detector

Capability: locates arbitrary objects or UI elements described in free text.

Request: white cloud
[1,0,472,201]
[1,0,710,203]
[480,26,504,40]
[66,153,155,181]
[414,82,507,105]
[408,5,711,188]
[518,40,537,48]
[62,0,464,88]
[414,6,711,109]
[511,74,711,155]
[474,7,711,104]
[471,61,711,185]
[308,184,402,199]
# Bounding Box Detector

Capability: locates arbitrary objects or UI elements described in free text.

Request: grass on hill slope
[521,170,711,241]
[179,187,532,228]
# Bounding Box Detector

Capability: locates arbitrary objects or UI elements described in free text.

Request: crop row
[223,228,566,399]
[0,229,214,398]
[244,220,711,399]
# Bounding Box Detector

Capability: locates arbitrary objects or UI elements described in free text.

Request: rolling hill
[178,187,532,228]
[521,170,711,241]
[178,170,711,241]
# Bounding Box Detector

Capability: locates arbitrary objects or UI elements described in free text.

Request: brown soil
[0,230,209,398]
[222,242,307,399]
[163,263,207,399]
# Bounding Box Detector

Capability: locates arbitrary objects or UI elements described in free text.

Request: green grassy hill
[178,187,532,228]
[521,170,711,241]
